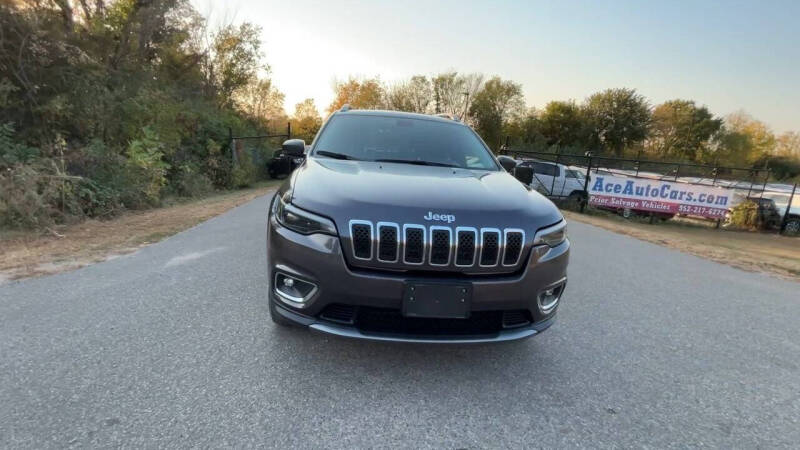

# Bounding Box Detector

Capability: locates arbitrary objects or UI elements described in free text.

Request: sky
[192,0,800,133]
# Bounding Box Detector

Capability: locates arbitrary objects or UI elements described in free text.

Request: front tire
[783,218,800,236]
[567,191,585,211]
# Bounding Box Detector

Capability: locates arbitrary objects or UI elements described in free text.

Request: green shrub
[231,150,257,188]
[204,139,231,189]
[171,163,215,197]
[124,127,170,207]
[0,122,38,167]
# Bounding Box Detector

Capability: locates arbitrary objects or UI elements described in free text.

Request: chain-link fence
[499,147,800,236]
[230,123,291,181]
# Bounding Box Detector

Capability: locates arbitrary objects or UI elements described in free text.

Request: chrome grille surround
[502,228,526,267]
[376,221,400,263]
[479,228,502,267]
[349,220,373,260]
[428,226,453,266]
[454,226,478,267]
[402,224,426,265]
[347,221,527,271]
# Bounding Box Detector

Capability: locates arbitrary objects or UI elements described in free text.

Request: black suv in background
[266,107,570,343]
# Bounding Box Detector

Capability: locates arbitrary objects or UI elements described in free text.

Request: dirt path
[1,183,279,283]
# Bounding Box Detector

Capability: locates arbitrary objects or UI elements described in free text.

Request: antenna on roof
[340,104,351,112]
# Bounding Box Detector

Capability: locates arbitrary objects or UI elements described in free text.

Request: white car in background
[517,159,588,205]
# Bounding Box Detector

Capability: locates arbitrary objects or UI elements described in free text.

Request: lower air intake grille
[404,227,424,263]
[320,304,357,325]
[351,223,372,259]
[480,231,500,266]
[503,231,524,265]
[356,307,503,336]
[502,310,532,328]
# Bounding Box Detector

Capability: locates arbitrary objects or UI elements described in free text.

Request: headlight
[535,221,567,247]
[273,193,337,235]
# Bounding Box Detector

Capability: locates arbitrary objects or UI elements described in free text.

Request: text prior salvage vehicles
[266,107,569,343]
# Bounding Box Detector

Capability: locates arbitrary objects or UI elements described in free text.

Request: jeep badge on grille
[423,211,456,223]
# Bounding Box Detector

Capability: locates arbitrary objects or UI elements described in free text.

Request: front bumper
[267,215,569,343]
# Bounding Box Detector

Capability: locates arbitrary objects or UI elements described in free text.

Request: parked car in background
[267,141,307,178]
[724,196,800,235]
[517,159,587,207]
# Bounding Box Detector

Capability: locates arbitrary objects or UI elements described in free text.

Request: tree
[327,76,384,113]
[234,78,285,126]
[0,1,279,228]
[725,111,775,162]
[468,76,524,150]
[647,100,722,162]
[538,100,587,148]
[386,75,432,113]
[503,108,548,151]
[431,72,483,117]
[583,88,651,156]
[211,23,265,107]
[776,131,800,158]
[291,98,322,143]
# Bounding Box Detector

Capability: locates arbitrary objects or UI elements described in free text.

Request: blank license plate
[402,282,472,319]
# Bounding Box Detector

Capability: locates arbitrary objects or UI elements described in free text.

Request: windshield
[313,114,499,170]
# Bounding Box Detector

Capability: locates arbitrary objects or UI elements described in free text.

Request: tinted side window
[532,163,558,177]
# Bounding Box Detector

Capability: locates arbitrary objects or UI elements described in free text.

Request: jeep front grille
[348,220,527,272]
[350,221,372,259]
[377,222,399,262]
[403,225,425,264]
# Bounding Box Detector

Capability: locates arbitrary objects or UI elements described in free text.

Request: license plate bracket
[402,282,472,319]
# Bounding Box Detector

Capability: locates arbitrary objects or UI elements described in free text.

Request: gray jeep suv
[267,108,569,343]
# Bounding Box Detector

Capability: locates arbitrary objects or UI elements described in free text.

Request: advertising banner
[588,174,735,219]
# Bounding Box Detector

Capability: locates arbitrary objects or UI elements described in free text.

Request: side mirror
[282,139,306,157]
[513,166,534,185]
[497,155,517,172]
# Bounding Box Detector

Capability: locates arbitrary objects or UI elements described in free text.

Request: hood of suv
[289,158,562,231]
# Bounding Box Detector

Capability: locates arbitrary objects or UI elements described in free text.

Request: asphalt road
[2,194,799,449]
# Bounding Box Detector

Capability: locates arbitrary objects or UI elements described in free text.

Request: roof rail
[434,113,460,122]
[339,104,351,112]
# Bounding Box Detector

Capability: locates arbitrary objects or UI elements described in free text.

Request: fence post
[780,183,797,234]
[746,170,755,197]
[759,169,770,199]
[580,155,593,213]
[674,164,681,181]
[551,152,560,196]
[287,121,292,140]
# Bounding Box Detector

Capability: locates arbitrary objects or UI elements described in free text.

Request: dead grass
[0,181,280,283]
[564,210,800,282]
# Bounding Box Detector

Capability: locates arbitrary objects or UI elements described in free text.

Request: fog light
[274,272,317,307]
[538,281,565,315]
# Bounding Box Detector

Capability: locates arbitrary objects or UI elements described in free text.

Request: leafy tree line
[328,74,800,178]
[0,0,322,230]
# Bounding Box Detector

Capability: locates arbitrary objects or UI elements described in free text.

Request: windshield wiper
[315,150,360,161]
[374,159,458,168]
